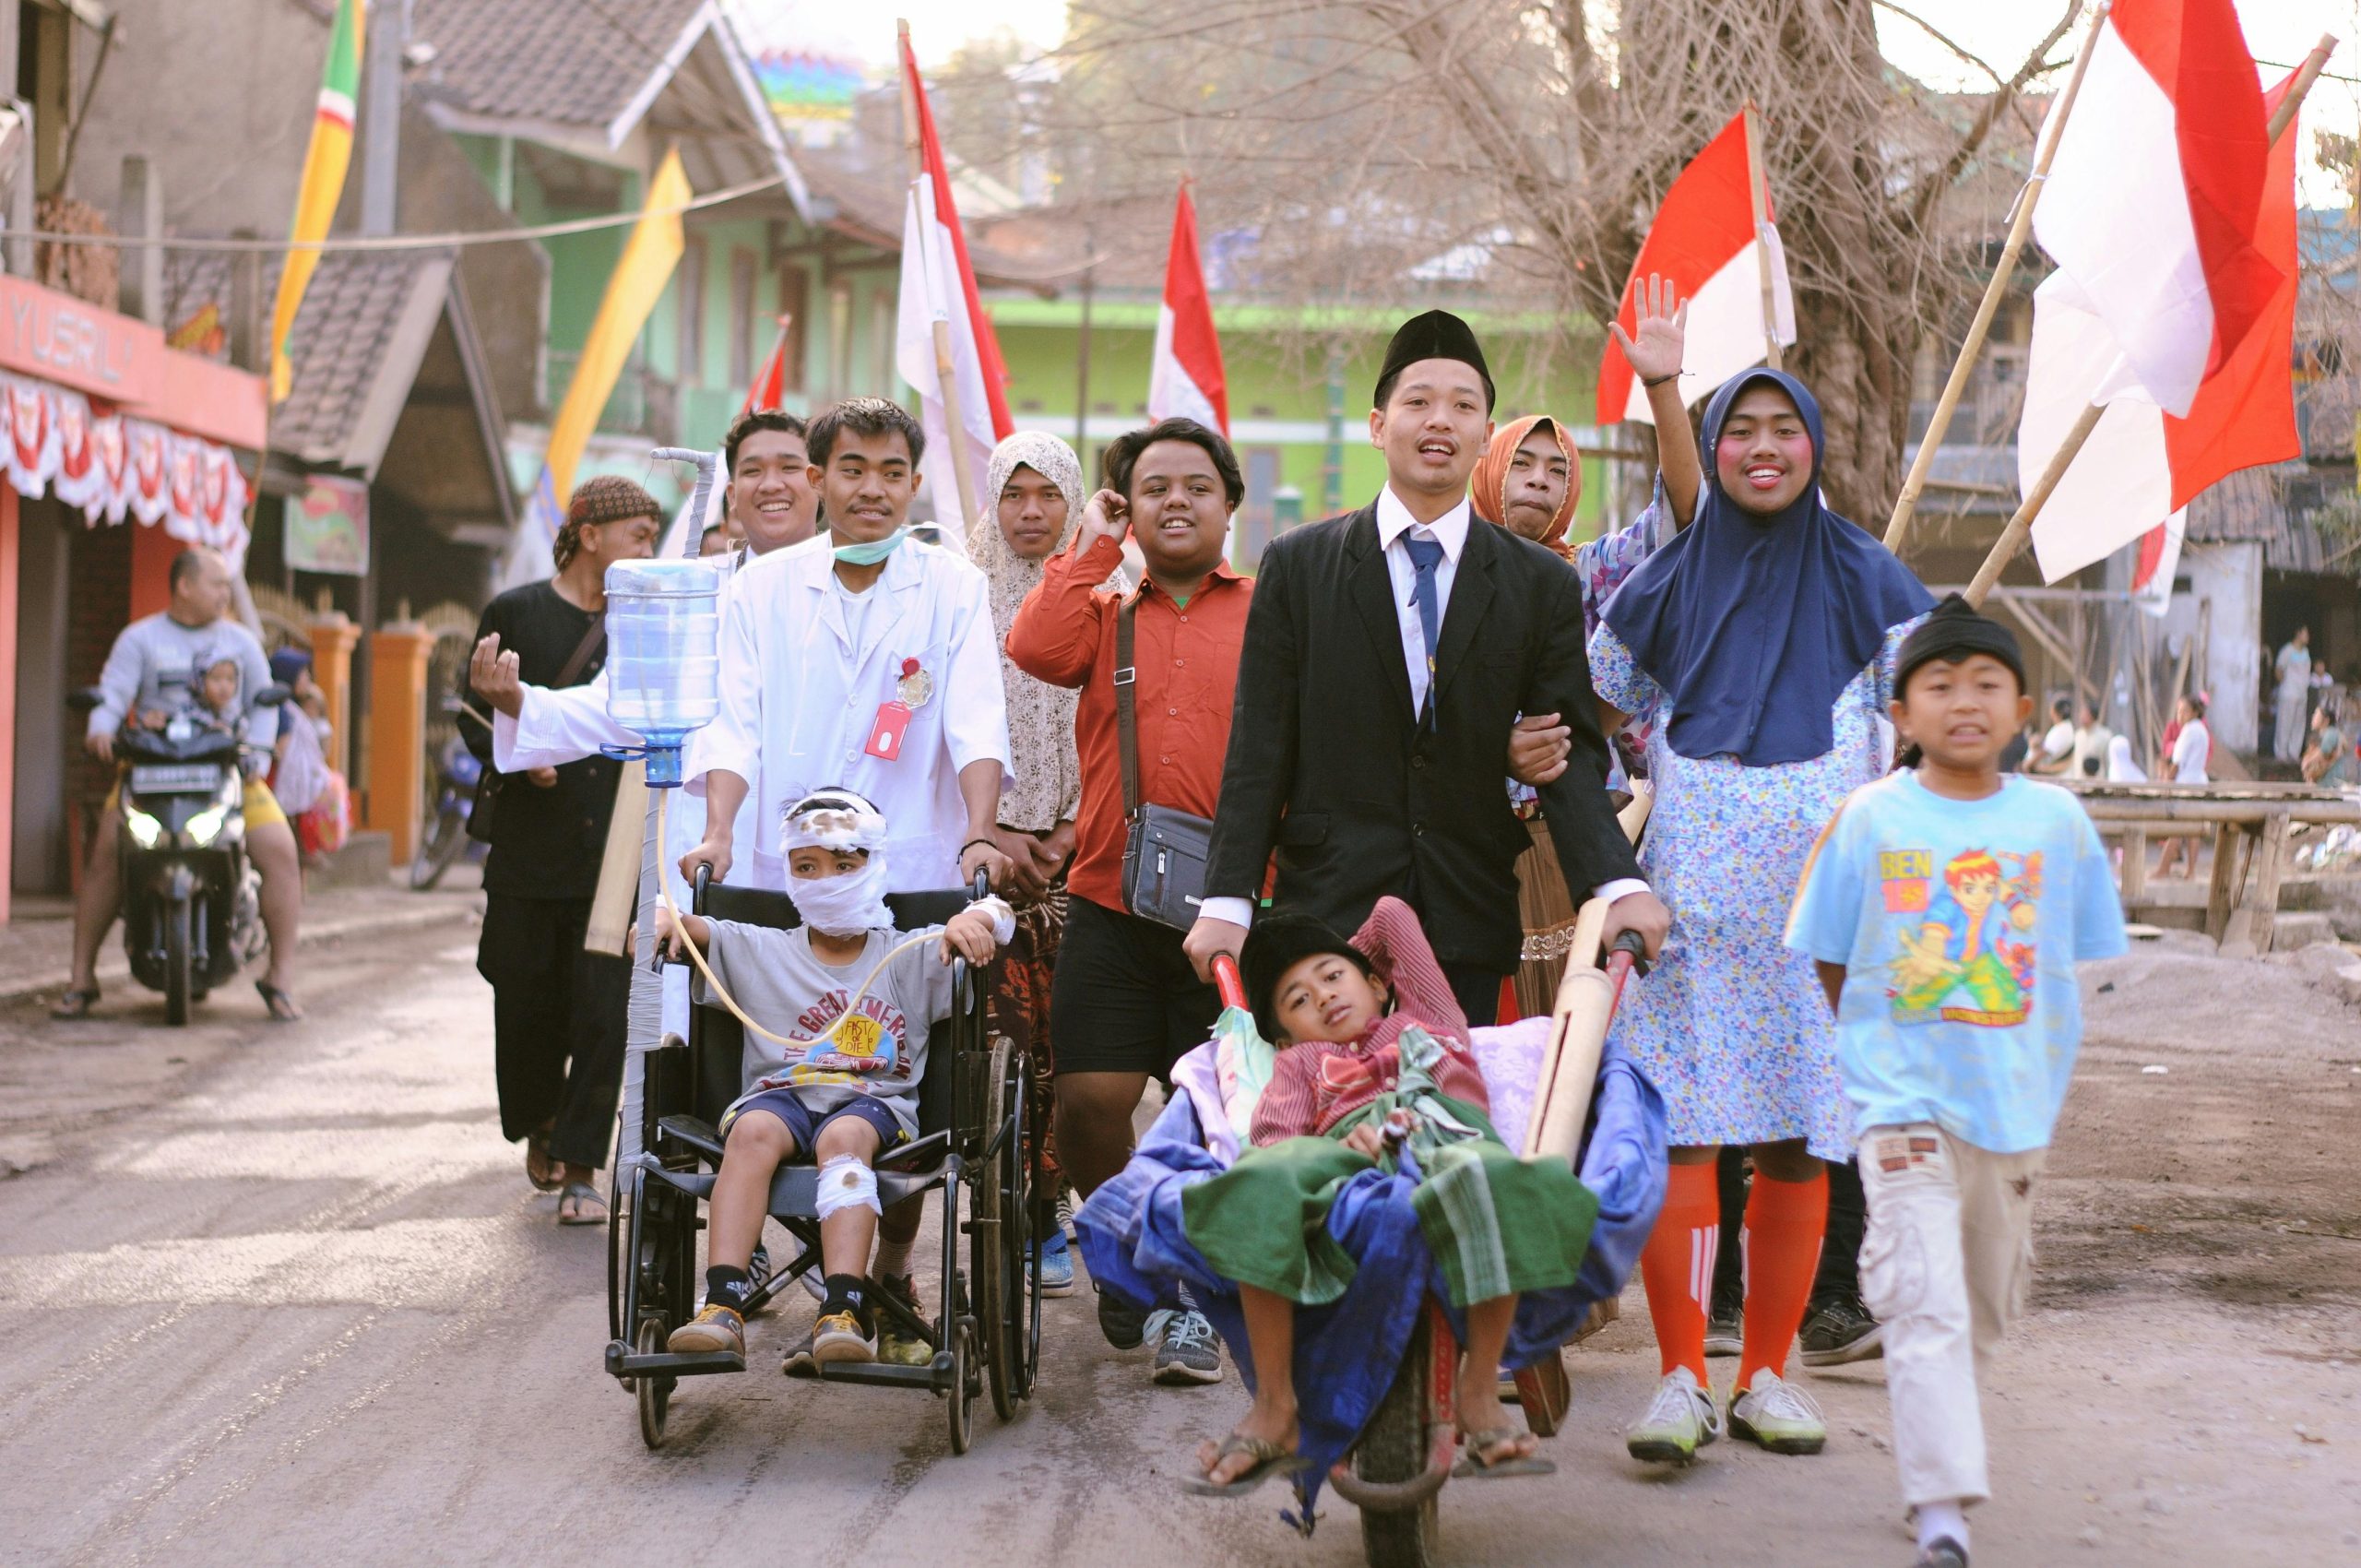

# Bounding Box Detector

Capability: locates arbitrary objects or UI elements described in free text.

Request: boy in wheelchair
[1182,897,1594,1494]
[655,789,1012,1366]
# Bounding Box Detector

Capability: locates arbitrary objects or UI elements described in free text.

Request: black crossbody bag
[1114,592,1216,929]
[465,616,607,845]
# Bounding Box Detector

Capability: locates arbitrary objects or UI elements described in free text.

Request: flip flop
[1181,1433,1311,1497]
[557,1180,608,1226]
[49,988,100,1021]
[525,1133,564,1193]
[1453,1426,1556,1479]
[254,980,303,1023]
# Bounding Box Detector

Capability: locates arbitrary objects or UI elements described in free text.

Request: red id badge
[864,699,913,761]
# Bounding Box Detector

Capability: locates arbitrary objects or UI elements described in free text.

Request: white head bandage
[782,788,892,936]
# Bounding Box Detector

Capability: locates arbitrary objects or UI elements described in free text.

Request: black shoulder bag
[1115,592,1216,929]
[466,615,607,844]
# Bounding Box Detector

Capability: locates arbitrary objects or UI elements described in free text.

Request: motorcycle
[409,710,484,890]
[69,683,292,1026]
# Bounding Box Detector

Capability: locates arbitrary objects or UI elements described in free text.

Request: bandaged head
[780,788,891,935]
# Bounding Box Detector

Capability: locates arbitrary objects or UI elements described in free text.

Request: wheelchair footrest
[780,1356,953,1391]
[605,1339,746,1380]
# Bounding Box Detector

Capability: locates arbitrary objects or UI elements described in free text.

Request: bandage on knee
[814,1153,881,1220]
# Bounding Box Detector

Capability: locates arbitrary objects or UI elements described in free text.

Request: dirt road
[0,923,2353,1566]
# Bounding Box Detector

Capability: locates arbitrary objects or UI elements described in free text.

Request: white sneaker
[1625,1366,1721,1463]
[1728,1369,1827,1455]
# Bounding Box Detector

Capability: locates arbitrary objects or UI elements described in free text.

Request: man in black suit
[1184,311,1668,1023]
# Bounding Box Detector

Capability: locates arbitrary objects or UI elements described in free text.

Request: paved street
[1,921,2355,1567]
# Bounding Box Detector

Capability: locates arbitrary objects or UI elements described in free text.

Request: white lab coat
[492,555,754,878]
[684,536,1010,892]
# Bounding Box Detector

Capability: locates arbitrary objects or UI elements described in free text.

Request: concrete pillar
[364,616,433,864]
[0,485,18,923]
[308,608,359,777]
[116,155,163,326]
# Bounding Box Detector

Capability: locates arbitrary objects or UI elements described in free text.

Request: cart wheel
[946,1314,976,1455]
[972,1039,1019,1417]
[635,1317,672,1449]
[1356,1318,1441,1568]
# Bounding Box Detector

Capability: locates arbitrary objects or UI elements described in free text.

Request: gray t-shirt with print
[699,919,959,1139]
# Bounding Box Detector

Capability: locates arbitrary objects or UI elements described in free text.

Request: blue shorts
[720,1087,908,1156]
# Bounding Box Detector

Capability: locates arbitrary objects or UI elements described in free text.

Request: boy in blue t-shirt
[1787,596,2126,1568]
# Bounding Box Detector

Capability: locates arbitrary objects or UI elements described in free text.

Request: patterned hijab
[970,432,1092,832]
[1471,414,1581,559]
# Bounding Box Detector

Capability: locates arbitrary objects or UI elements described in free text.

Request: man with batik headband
[466,474,665,1225]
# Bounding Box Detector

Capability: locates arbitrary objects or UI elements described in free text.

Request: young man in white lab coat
[682,398,1014,896]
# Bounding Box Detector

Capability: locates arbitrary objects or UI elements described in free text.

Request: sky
[733,0,2361,200]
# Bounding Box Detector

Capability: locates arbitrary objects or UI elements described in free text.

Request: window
[677,236,706,384]
[777,265,810,394]
[729,247,757,390]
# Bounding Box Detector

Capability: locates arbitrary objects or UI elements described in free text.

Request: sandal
[557,1180,608,1226]
[1453,1425,1555,1479]
[1181,1433,1311,1497]
[525,1133,564,1193]
[255,980,303,1023]
[49,988,100,1021]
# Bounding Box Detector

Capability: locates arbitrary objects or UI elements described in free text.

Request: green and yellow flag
[269,0,365,404]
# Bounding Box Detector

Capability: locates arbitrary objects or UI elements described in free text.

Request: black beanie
[1896,594,2026,696]
[1375,309,1494,412]
[1240,912,1376,1045]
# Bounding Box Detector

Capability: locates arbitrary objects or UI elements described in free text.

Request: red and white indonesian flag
[2020,5,2290,588]
[894,31,1014,547]
[1596,109,1795,425]
[1147,182,1228,434]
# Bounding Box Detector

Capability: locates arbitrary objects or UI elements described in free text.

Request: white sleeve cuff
[1595,878,1650,905]
[1198,896,1257,930]
[491,707,522,772]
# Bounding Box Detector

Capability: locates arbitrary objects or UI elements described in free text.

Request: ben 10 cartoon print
[1878,848,2040,1028]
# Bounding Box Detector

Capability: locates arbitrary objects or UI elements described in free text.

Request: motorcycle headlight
[125,808,163,849]
[184,804,229,847]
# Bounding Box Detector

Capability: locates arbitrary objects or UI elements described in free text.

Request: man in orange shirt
[1008,419,1250,1380]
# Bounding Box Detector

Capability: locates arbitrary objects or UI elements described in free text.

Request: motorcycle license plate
[128,763,224,794]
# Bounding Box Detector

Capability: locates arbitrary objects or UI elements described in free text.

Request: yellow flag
[546,148,691,505]
[269,0,365,404]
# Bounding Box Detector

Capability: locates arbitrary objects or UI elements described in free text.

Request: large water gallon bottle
[603,558,721,786]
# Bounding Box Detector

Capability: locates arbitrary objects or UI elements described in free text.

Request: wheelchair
[603,870,1043,1452]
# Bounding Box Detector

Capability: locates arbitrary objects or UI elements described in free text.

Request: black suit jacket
[463,581,621,901]
[1204,504,1641,971]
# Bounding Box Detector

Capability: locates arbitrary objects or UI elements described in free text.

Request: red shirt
[1004,534,1252,913]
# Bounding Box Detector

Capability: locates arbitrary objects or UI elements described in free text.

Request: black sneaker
[1799,1293,1883,1367]
[1096,1282,1147,1350]
[1704,1285,1743,1359]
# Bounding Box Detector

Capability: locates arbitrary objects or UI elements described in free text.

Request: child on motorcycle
[1182,897,1595,1495]
[654,788,1012,1367]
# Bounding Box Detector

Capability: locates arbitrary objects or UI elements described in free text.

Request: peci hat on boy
[1375,309,1495,411]
[1895,593,2026,695]
[1240,911,1376,1045]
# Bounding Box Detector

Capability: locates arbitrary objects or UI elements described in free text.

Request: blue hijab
[1600,369,1931,767]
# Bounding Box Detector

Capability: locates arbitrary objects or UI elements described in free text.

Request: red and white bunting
[0,370,251,564]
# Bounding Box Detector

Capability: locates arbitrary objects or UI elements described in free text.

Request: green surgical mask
[832,526,910,566]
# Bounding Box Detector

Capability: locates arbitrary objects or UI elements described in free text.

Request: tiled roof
[409,0,706,131]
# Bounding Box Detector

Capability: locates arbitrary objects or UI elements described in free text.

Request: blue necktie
[1405,533,1444,729]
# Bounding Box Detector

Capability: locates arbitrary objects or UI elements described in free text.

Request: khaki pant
[1857,1125,2047,1508]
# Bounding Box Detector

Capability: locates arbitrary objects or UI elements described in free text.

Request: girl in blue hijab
[1588,368,1931,1468]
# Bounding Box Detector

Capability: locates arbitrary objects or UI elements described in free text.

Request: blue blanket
[1075,1043,1667,1514]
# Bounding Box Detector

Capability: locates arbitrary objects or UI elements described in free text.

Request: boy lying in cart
[1180,897,1601,1494]
[655,788,1011,1367]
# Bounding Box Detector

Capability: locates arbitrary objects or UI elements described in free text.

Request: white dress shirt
[1199,486,1644,937]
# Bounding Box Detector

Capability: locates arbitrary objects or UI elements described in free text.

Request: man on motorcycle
[53,547,304,1022]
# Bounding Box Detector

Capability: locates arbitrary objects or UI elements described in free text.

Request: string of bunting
[0,369,253,563]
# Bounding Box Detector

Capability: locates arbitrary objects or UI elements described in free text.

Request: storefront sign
[0,274,160,403]
[289,475,370,575]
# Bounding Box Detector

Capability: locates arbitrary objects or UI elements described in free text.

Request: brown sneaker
[667,1303,744,1355]
[813,1308,875,1363]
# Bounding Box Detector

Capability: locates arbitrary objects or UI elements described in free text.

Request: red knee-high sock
[1738,1169,1828,1393]
[1638,1160,1721,1384]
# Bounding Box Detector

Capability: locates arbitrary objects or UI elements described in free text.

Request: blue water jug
[603,558,721,786]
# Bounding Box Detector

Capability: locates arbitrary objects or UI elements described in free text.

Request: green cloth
[1181,1087,1600,1310]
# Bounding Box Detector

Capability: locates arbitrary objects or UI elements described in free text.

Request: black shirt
[464,580,619,899]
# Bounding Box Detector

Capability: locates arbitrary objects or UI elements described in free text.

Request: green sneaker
[875,1274,932,1366]
[1625,1367,1721,1464]
[1728,1370,1827,1455]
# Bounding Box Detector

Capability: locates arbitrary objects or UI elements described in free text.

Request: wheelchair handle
[1210,952,1246,1013]
[692,861,712,917]
[1607,928,1650,980]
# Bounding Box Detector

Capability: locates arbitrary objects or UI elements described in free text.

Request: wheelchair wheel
[635,1317,672,1449]
[1008,1051,1043,1405]
[946,1299,978,1455]
[976,1038,1023,1422]
[1357,1316,1441,1568]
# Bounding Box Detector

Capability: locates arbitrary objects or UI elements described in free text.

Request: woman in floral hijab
[970,431,1119,1294]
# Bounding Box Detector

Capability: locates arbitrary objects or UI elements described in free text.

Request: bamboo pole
[1963,38,2338,610]
[897,18,983,533]
[1742,101,1782,374]
[1886,2,2108,556]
